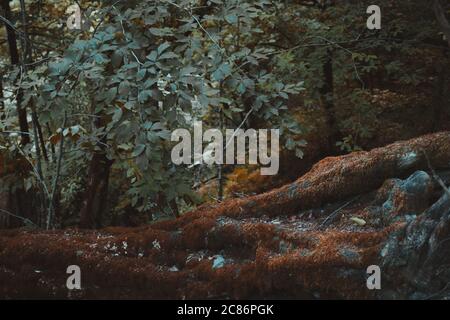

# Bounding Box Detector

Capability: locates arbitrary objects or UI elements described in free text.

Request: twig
[166,1,223,54]
[318,196,359,229]
[0,209,38,228]
[15,142,51,200]
[312,36,365,88]
[0,131,32,135]
[224,107,254,149]
[112,5,144,66]
[92,0,124,36]
[0,15,31,44]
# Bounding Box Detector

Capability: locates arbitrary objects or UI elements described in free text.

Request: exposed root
[1,132,450,299]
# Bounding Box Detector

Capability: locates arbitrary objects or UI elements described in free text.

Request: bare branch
[0,208,38,228]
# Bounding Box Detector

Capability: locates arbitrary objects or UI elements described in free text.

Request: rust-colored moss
[1,132,449,299]
[181,217,216,250]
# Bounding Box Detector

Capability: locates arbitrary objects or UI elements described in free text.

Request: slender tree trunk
[47,124,56,161]
[217,107,224,201]
[1,0,29,145]
[79,103,112,229]
[169,199,179,218]
[95,162,112,228]
[47,113,66,229]
[36,118,48,161]
[321,50,336,150]
[0,76,4,119]
[18,0,47,163]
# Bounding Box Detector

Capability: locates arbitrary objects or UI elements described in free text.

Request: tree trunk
[432,53,448,131]
[79,152,113,229]
[0,76,4,118]
[320,50,336,150]
[79,101,113,229]
[1,0,29,145]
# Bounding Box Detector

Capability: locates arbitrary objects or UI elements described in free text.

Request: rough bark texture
[1,132,450,299]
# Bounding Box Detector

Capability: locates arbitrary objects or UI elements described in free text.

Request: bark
[36,117,48,162]
[79,152,113,229]
[79,103,113,228]
[321,50,336,149]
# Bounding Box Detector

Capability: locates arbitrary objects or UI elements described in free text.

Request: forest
[0,0,450,300]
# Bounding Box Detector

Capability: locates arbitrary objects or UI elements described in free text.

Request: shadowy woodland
[0,0,450,299]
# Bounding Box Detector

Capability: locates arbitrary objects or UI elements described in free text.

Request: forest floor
[1,132,450,299]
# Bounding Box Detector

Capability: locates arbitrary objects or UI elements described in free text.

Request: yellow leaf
[350,217,366,226]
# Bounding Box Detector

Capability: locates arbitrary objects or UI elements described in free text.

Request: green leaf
[113,108,123,123]
[158,52,179,60]
[157,42,171,55]
[118,81,130,95]
[149,27,173,36]
[105,87,117,104]
[144,78,157,88]
[146,51,157,62]
[138,90,153,103]
[132,144,146,157]
[225,14,238,24]
[212,63,232,82]
[137,69,147,81]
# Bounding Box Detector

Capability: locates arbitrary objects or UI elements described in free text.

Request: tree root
[1,132,450,299]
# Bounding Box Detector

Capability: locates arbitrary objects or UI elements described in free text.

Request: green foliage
[1,0,306,220]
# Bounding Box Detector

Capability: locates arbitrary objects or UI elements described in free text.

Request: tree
[1,0,29,145]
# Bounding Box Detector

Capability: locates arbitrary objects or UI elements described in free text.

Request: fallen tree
[1,132,450,299]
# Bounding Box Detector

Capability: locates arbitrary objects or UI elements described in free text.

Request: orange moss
[151,132,450,233]
[181,217,216,250]
[1,132,449,299]
[225,167,277,197]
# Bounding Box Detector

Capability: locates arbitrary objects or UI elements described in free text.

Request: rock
[398,151,419,170]
[212,255,225,269]
[382,171,434,221]
[339,247,360,263]
[169,266,179,272]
